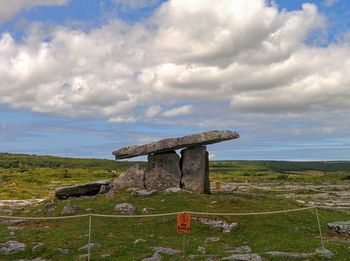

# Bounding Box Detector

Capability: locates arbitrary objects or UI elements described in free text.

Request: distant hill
[0,152,349,172]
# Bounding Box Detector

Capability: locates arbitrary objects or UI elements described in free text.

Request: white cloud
[0,0,68,25]
[145,105,161,118]
[0,0,349,128]
[323,0,339,7]
[162,105,193,117]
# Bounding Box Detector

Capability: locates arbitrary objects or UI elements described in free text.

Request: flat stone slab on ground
[327,220,350,234]
[113,130,239,159]
[55,180,110,199]
[0,240,26,254]
[221,253,262,261]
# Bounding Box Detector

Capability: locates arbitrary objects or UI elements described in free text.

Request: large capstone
[181,146,210,193]
[55,180,110,199]
[145,151,182,191]
[113,130,239,159]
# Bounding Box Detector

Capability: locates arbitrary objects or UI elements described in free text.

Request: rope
[0,206,315,220]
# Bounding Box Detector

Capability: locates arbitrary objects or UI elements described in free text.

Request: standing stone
[145,151,182,190]
[181,146,210,194]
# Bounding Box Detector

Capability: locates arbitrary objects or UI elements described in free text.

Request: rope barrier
[0,206,316,220]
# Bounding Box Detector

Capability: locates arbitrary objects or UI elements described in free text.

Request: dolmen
[112,130,239,194]
[54,130,239,199]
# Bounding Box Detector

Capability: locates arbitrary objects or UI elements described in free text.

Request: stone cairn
[112,130,239,194]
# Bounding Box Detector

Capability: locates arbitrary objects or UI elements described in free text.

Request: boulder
[145,151,182,191]
[113,130,239,159]
[221,253,262,261]
[114,203,136,215]
[61,204,78,215]
[327,220,350,234]
[194,217,238,233]
[0,240,26,254]
[55,180,110,199]
[108,164,145,194]
[181,146,210,193]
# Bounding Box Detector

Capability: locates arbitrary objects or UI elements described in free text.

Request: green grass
[0,154,349,260]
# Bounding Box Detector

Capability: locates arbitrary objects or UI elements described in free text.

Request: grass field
[0,153,349,260]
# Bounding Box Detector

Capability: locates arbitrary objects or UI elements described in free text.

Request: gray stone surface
[79,242,101,251]
[141,252,162,261]
[132,189,157,197]
[266,251,313,259]
[108,164,145,195]
[163,187,183,193]
[113,130,239,159]
[315,247,334,259]
[181,146,209,193]
[327,220,350,234]
[194,217,238,233]
[0,240,26,254]
[153,246,181,255]
[61,204,78,215]
[114,203,136,215]
[55,180,110,199]
[226,246,252,254]
[145,151,182,191]
[221,253,262,261]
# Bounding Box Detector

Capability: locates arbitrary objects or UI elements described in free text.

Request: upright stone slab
[181,146,210,194]
[145,151,182,190]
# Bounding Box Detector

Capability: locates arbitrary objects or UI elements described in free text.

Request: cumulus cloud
[0,0,68,24]
[162,105,193,117]
[0,0,349,127]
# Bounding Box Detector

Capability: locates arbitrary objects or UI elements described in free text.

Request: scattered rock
[0,219,27,225]
[197,246,206,254]
[221,253,262,261]
[266,251,313,259]
[32,243,44,252]
[189,254,218,260]
[194,217,238,233]
[0,240,26,254]
[145,151,182,191]
[113,130,239,159]
[142,208,154,214]
[141,252,162,261]
[315,247,334,259]
[55,180,111,199]
[226,246,252,254]
[107,165,145,196]
[153,246,181,255]
[57,247,70,254]
[132,189,157,197]
[61,204,78,215]
[205,237,220,243]
[79,242,101,251]
[114,203,136,215]
[101,254,111,258]
[134,238,146,244]
[181,145,210,193]
[327,221,350,235]
[163,187,183,193]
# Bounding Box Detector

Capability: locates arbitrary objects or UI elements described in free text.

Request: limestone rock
[153,246,181,255]
[61,205,78,215]
[315,248,334,259]
[226,246,252,254]
[181,146,210,193]
[266,251,313,259]
[108,164,145,195]
[163,187,183,193]
[0,240,26,254]
[327,220,350,234]
[114,203,136,215]
[141,252,162,261]
[113,130,239,159]
[132,189,157,197]
[221,253,262,261]
[194,217,238,233]
[55,180,110,199]
[145,151,182,191]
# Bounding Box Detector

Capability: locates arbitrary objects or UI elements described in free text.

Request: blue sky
[0,0,349,160]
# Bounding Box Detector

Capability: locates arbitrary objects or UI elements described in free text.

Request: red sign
[177,212,191,234]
